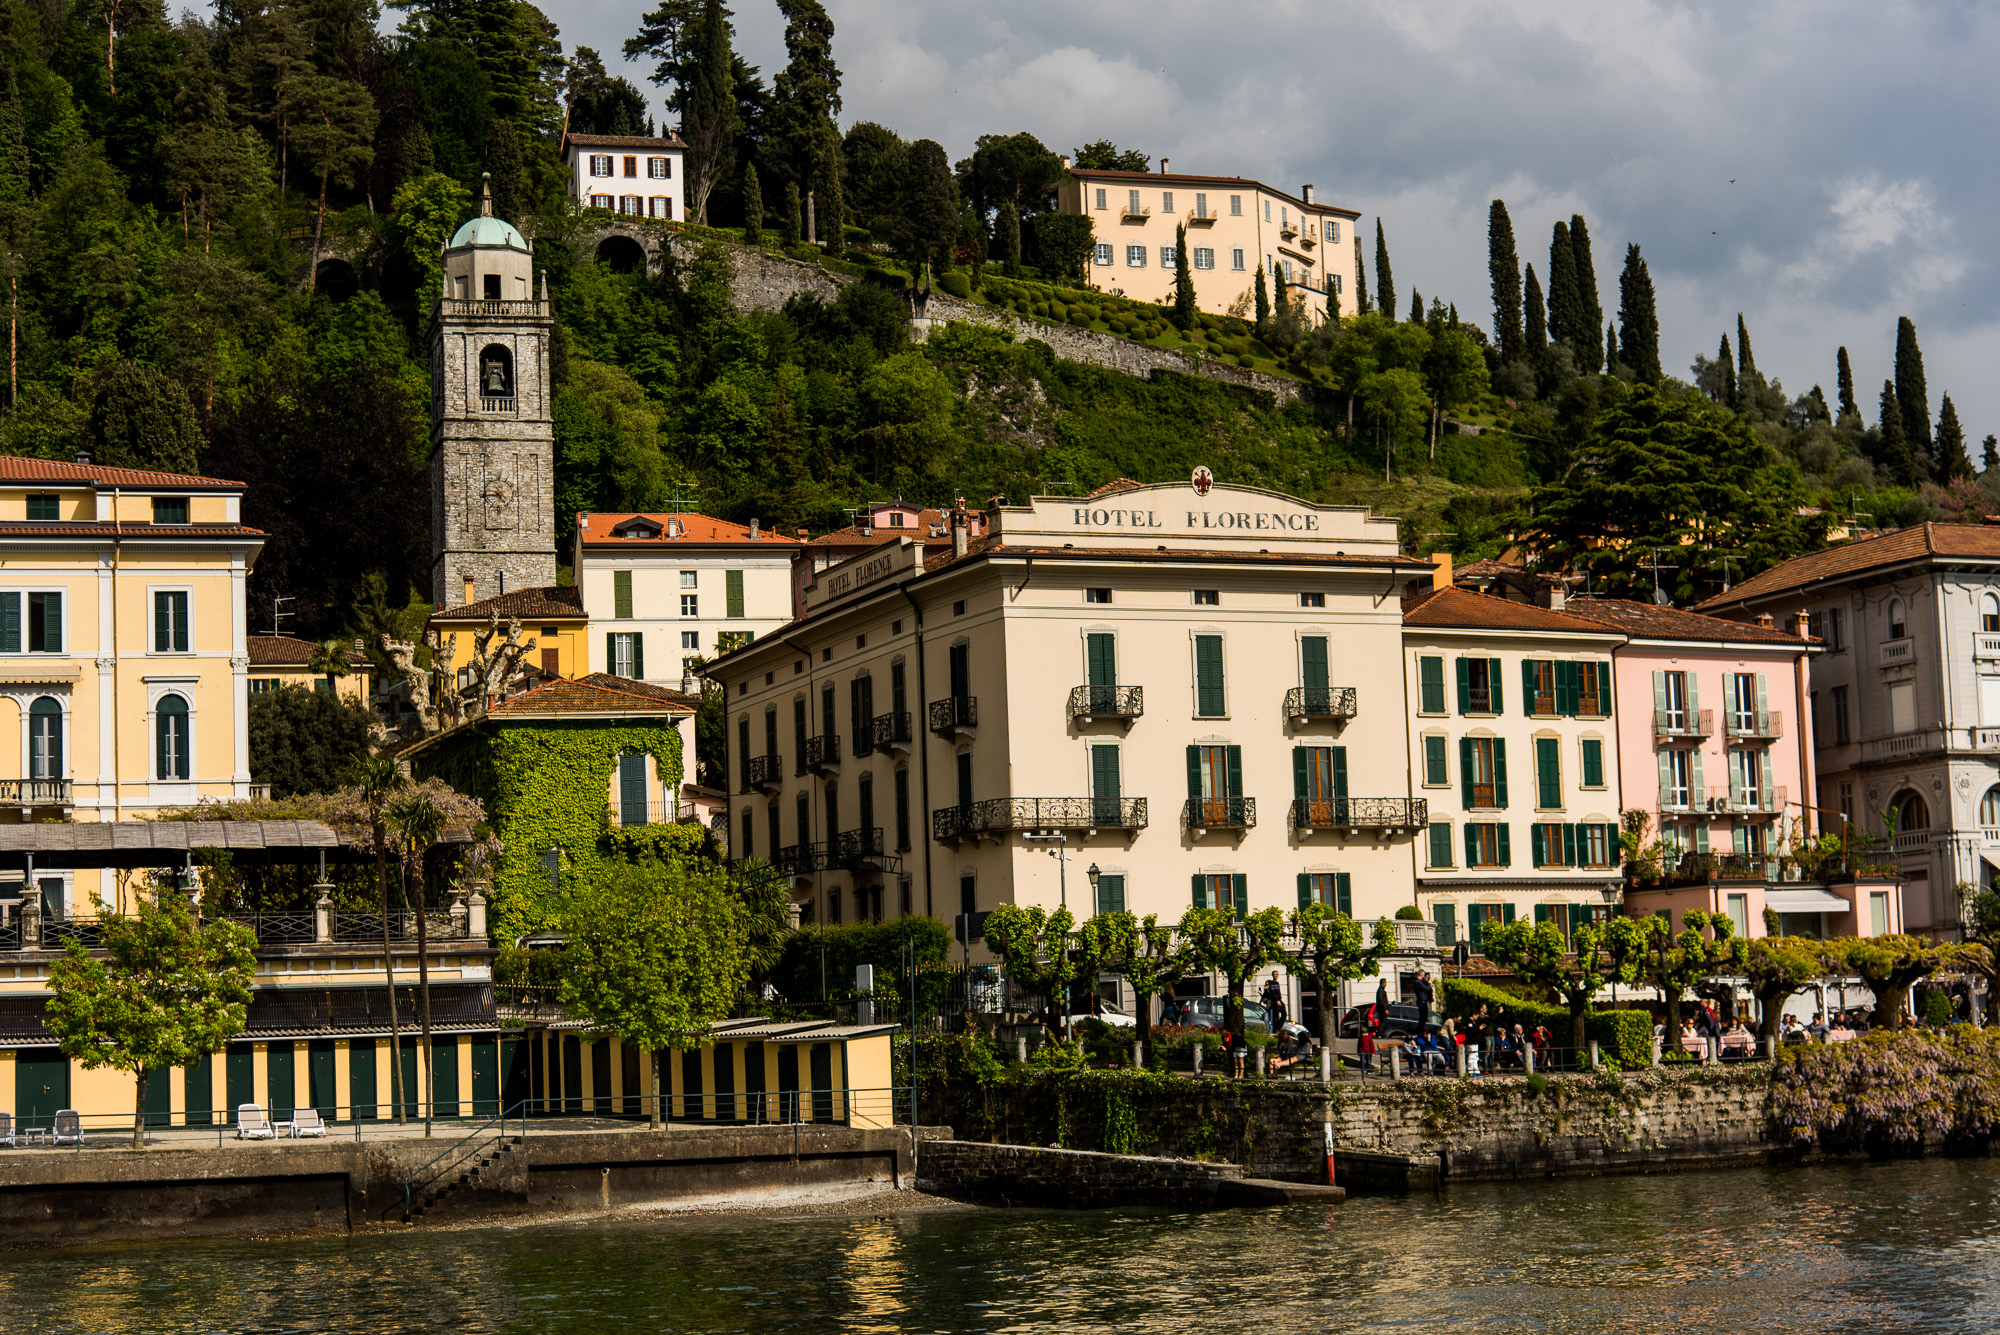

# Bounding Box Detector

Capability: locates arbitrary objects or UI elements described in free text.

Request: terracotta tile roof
[919,538,1430,577]
[1402,586,1625,635]
[1453,557,1539,594]
[486,676,692,717]
[576,672,700,708]
[1561,597,1814,645]
[565,131,687,150]
[0,455,245,489]
[1689,524,2000,613]
[247,635,371,668]
[576,512,801,546]
[1064,167,1359,216]
[429,585,585,624]
[1086,478,1146,499]
[0,522,263,538]
[807,511,959,549]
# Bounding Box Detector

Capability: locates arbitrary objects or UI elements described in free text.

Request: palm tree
[355,756,408,1121]
[386,788,447,1134]
[307,638,350,696]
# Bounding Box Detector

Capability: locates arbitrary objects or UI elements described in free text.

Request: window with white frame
[1093,243,1113,266]
[1329,273,1342,295]
[1127,189,1141,214]
[589,194,612,210]
[1328,220,1341,243]
[28,696,62,780]
[680,570,698,588]
[1231,248,1245,270]
[0,591,62,653]
[648,197,673,218]
[1195,192,1208,218]
[681,594,698,617]
[1162,191,1173,213]
[1094,188,1106,210]
[648,157,670,178]
[1264,200,1271,221]
[1126,245,1146,267]
[1193,248,1214,269]
[1229,195,1242,215]
[589,155,612,176]
[1160,245,1177,268]
[608,632,641,677]
[682,631,699,650]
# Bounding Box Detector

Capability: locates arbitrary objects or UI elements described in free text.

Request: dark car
[1338,1003,1434,1039]
[1159,996,1275,1033]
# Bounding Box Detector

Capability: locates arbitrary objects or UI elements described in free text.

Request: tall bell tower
[429,174,556,607]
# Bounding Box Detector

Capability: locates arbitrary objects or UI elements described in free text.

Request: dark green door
[948,643,970,699]
[432,1036,459,1116]
[144,1066,172,1127]
[397,1037,420,1119]
[1085,632,1116,711]
[777,1045,800,1122]
[184,1052,213,1127]
[1092,744,1121,826]
[308,1040,336,1119]
[809,1043,833,1124]
[226,1047,254,1122]
[618,752,648,826]
[619,1042,641,1117]
[267,1042,295,1119]
[350,1039,378,1121]
[561,1036,582,1114]
[472,1037,500,1116]
[16,1053,66,1131]
[501,1037,529,1115]
[591,1040,612,1114]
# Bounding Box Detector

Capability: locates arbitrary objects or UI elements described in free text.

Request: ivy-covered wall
[413,717,685,939]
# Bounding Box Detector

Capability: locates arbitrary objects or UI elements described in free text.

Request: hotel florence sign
[1068,504,1325,533]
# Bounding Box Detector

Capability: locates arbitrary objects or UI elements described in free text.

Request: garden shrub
[937,271,972,299]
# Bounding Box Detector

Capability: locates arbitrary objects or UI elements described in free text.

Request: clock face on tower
[483,476,518,531]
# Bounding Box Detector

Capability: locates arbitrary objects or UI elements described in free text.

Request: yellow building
[0,454,262,912]
[1056,162,1360,324]
[246,634,374,702]
[427,585,590,686]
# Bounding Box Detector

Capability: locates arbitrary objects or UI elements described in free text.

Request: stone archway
[595,234,649,274]
[314,257,360,300]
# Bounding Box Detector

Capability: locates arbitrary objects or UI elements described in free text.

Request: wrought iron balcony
[831,827,887,869]
[1183,797,1256,832]
[803,734,841,773]
[870,712,913,752]
[1290,796,1428,831]
[775,844,813,878]
[928,696,977,736]
[1284,686,1357,722]
[744,753,784,792]
[1068,685,1143,722]
[0,779,70,805]
[932,797,1149,843]
[1724,710,1785,742]
[1654,708,1713,742]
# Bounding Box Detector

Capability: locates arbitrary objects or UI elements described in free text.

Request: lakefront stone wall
[916,1140,1246,1207]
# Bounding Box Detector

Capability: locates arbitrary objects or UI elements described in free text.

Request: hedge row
[1442,977,1653,1067]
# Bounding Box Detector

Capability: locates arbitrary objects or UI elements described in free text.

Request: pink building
[1561,598,1897,939]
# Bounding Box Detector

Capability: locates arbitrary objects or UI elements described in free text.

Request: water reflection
[5,1159,2000,1334]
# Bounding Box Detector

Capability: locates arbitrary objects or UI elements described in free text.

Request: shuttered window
[1194,635,1226,715]
[1418,656,1445,713]
[156,694,190,780]
[613,570,633,619]
[893,768,910,850]
[1427,821,1453,868]
[27,592,59,653]
[1300,636,1329,692]
[154,591,189,652]
[1096,873,1126,916]
[618,753,648,825]
[1422,735,1448,786]
[1432,903,1456,948]
[1535,736,1562,809]
[725,569,745,618]
[0,592,17,653]
[1581,738,1605,788]
[1086,633,1116,687]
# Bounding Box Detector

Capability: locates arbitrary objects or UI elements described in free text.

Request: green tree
[1546,219,1579,356]
[45,892,256,1148]
[1422,326,1489,458]
[893,138,958,282]
[740,162,762,246]
[1894,315,1933,466]
[1836,346,1858,419]
[1487,198,1523,363]
[1026,214,1093,284]
[780,179,801,248]
[1287,904,1396,1054]
[1253,263,1269,324]
[564,46,650,135]
[983,903,1101,1037]
[387,172,473,301]
[841,121,907,231]
[623,0,708,112]
[1983,435,1999,475]
[1407,288,1422,325]
[959,132,1064,222]
[1179,904,1285,1040]
[247,685,373,799]
[88,363,201,475]
[1736,313,1760,399]
[1629,909,1745,1040]
[1617,243,1660,383]
[1481,915,1644,1052]
[1716,333,1738,408]
[767,0,842,196]
[1171,222,1196,329]
[1569,214,1602,372]
[1097,911,1186,1062]
[347,757,408,1120]
[560,855,750,1126]
[481,117,527,221]
[287,74,376,291]
[680,0,739,224]
[1523,262,1546,356]
[386,785,447,1128]
[1841,935,1963,1029]
[1743,935,1830,1043]
[1936,392,1971,482]
[1878,378,1920,486]
[992,199,1018,276]
[1071,139,1148,171]
[1373,218,1395,324]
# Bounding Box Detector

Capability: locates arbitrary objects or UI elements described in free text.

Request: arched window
[1888,598,1907,639]
[1895,789,1930,831]
[28,697,61,782]
[155,694,189,780]
[478,344,514,399]
[1983,594,1999,634]
[1980,786,2000,827]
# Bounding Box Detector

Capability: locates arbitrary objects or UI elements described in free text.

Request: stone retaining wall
[916,1140,1244,1208]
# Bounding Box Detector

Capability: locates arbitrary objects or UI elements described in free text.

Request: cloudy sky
[546,0,2000,446]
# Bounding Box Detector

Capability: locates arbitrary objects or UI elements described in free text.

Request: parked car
[1338,1003,1435,1039]
[1159,996,1275,1033]
[1066,1003,1138,1030]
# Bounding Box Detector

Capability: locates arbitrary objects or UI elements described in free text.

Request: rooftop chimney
[951,498,969,559]
[1756,612,1776,629]
[1796,611,1811,640]
[1302,183,1315,204]
[1430,551,1453,591]
[1160,157,1171,175]
[797,527,809,541]
[74,445,91,465]
[1540,582,1566,612]
[1060,154,1072,172]
[749,517,760,540]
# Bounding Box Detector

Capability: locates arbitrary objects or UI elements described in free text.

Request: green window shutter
[619,753,647,824]
[1297,872,1311,911]
[1534,903,1552,925]
[1732,824,1748,855]
[1493,738,1509,808]
[154,592,170,653]
[1433,904,1456,948]
[1301,636,1329,692]
[1521,659,1537,716]
[1463,822,1477,867]
[1563,823,1578,866]
[633,633,644,680]
[614,570,633,619]
[1192,874,1208,909]
[1226,745,1243,800]
[1099,875,1126,915]
[1429,821,1452,868]
[1531,823,1546,867]
[1456,657,1471,714]
[1568,904,1589,937]
[725,569,745,618]
[1728,753,1745,807]
[1186,746,1203,800]
[949,643,970,698]
[1760,749,1775,804]
[1331,747,1348,802]
[1424,735,1447,786]
[42,593,59,653]
[1656,750,1674,805]
[1597,663,1613,717]
[1091,744,1121,800]
[1488,659,1504,713]
[1582,739,1604,788]
[1420,656,1444,713]
[1496,823,1511,867]
[606,633,617,675]
[1194,635,1225,715]
[1335,873,1351,916]
[1502,903,1515,924]
[0,592,18,653]
[1293,746,1308,799]
[1232,874,1248,918]
[1469,905,1484,953]
[1459,737,1474,807]
[1652,670,1667,724]
[1561,661,1581,715]
[1690,748,1705,801]
[1536,736,1560,808]
[1087,633,1116,686]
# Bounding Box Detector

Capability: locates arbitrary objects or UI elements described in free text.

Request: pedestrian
[1375,976,1390,1023]
[1261,971,1285,1029]
[1231,1028,1249,1079]
[1358,1026,1377,1076]
[1413,970,1435,1023]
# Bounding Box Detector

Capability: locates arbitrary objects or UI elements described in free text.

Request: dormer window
[26,494,57,521]
[614,519,663,539]
[890,513,905,528]
[152,497,189,525]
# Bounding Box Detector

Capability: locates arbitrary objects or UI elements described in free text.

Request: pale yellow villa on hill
[0,453,264,914]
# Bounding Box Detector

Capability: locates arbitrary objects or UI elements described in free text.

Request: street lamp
[1087,863,1101,911]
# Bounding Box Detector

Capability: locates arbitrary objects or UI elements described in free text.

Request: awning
[1766,888,1852,913]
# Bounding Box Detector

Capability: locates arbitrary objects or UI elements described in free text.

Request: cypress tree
[1718,334,1737,407]
[1836,346,1858,419]
[1448,303,1458,327]
[1374,219,1395,324]
[1894,316,1933,462]
[1984,435,1999,475]
[1488,199,1523,362]
[741,163,763,247]
[1937,394,1971,482]
[1354,248,1370,315]
[1605,322,1618,373]
[1271,261,1289,318]
[1253,263,1270,324]
[819,146,846,256]
[781,180,802,248]
[1878,380,1918,486]
[997,200,1019,275]
[1546,221,1578,356]
[1808,386,1831,424]
[1569,214,1602,372]
[1409,289,1423,324]
[1617,244,1661,383]
[1523,263,1547,353]
[1172,222,1197,329]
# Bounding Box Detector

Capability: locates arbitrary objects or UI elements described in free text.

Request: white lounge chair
[51,1109,82,1145]
[0,1111,14,1147]
[290,1107,328,1138]
[235,1104,275,1140]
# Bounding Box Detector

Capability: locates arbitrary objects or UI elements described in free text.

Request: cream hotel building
[709,478,1432,956]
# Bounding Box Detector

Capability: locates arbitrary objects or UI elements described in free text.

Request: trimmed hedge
[1443,977,1653,1068]
[937,271,971,298]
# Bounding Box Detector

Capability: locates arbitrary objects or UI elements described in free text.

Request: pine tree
[1523,263,1547,353]
[1569,214,1602,372]
[1253,263,1269,324]
[680,0,740,225]
[1983,435,1999,475]
[997,200,1019,275]
[1171,222,1197,329]
[1546,221,1578,355]
[781,180,801,247]
[1617,244,1661,383]
[1937,393,1972,482]
[1409,289,1423,324]
[1718,334,1737,407]
[1488,199,1523,362]
[1374,219,1395,323]
[1878,379,1919,486]
[1894,316,1933,463]
[740,163,762,247]
[1836,346,1858,419]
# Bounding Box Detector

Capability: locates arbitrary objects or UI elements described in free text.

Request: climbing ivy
[410,718,686,940]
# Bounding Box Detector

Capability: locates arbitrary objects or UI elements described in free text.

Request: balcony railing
[1183,797,1256,832]
[1692,785,1788,815]
[1465,688,1495,715]
[1284,686,1357,722]
[803,734,841,773]
[1289,796,1429,831]
[609,800,676,828]
[1975,632,2000,662]
[440,298,550,318]
[1121,203,1152,220]
[1069,685,1143,721]
[1655,852,1786,887]
[1891,830,1934,854]
[830,828,888,870]
[928,696,977,736]
[1724,710,1785,741]
[932,797,1149,842]
[1879,638,1915,667]
[870,712,913,752]
[478,396,515,413]
[1654,708,1714,741]
[775,844,813,878]
[218,911,317,945]
[1187,208,1217,226]
[0,779,70,805]
[1659,786,1696,814]
[745,753,784,792]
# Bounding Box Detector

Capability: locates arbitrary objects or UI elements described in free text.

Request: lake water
[6,1157,1999,1334]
